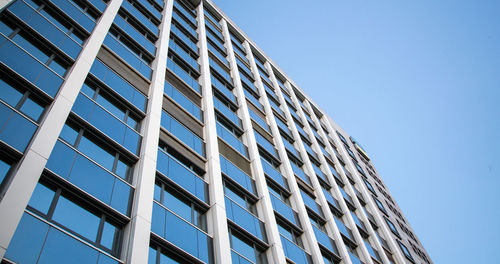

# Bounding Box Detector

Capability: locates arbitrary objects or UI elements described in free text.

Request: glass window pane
[95,94,125,121]
[37,228,99,264]
[115,159,129,180]
[0,78,23,107]
[163,191,192,223]
[80,83,95,98]
[0,159,11,185]
[5,213,50,263]
[12,34,49,63]
[0,20,14,36]
[28,183,55,214]
[59,124,79,146]
[48,60,67,76]
[20,97,44,121]
[230,234,256,263]
[100,221,117,250]
[52,196,100,242]
[77,136,115,171]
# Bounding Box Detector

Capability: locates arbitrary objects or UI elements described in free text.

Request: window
[224,182,256,214]
[27,181,122,256]
[230,229,267,264]
[154,180,206,230]
[397,240,415,263]
[80,81,141,131]
[384,217,400,237]
[0,18,70,76]
[277,222,303,247]
[0,76,45,122]
[57,123,133,181]
[373,196,388,215]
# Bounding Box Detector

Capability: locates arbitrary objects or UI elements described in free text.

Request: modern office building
[0,0,432,263]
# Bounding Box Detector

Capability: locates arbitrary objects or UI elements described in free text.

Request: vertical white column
[0,0,123,258]
[123,0,173,262]
[321,115,407,264]
[221,20,287,264]
[240,51,323,263]
[197,4,232,264]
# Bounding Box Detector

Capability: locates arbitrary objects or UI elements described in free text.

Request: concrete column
[0,0,123,258]
[123,0,174,263]
[197,4,232,264]
[220,19,287,263]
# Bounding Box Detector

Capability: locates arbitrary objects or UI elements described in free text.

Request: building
[0,0,433,263]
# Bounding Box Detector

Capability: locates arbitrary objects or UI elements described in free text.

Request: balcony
[216,122,248,158]
[220,155,255,195]
[300,190,323,218]
[151,203,212,264]
[225,197,266,242]
[156,148,207,203]
[280,235,311,264]
[72,94,141,155]
[312,225,338,255]
[269,193,300,228]
[161,111,205,157]
[164,81,202,122]
[260,158,287,190]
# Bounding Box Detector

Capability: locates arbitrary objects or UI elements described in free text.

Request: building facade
[0,0,432,263]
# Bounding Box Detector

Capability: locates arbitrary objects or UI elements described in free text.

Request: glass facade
[0,0,432,264]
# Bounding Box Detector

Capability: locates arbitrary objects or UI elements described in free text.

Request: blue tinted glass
[225,198,263,241]
[69,154,114,204]
[49,0,96,33]
[28,183,55,214]
[98,253,119,264]
[0,107,37,152]
[230,234,256,263]
[20,97,44,121]
[59,124,79,146]
[81,83,95,98]
[148,247,157,264]
[48,60,67,76]
[46,141,77,177]
[100,221,116,250]
[0,20,13,36]
[77,136,115,170]
[0,79,23,107]
[37,228,99,264]
[164,210,210,263]
[110,178,132,215]
[156,149,207,202]
[52,196,100,241]
[5,213,49,263]
[0,159,10,185]
[154,183,161,202]
[115,159,129,180]
[89,59,146,111]
[95,94,125,120]
[151,202,166,237]
[224,187,246,209]
[0,35,62,97]
[12,34,49,63]
[163,191,192,223]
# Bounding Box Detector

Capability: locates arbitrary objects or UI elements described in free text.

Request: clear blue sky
[216,0,500,263]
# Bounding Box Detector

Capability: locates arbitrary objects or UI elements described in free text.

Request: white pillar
[197,4,232,264]
[0,0,123,258]
[123,0,174,262]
